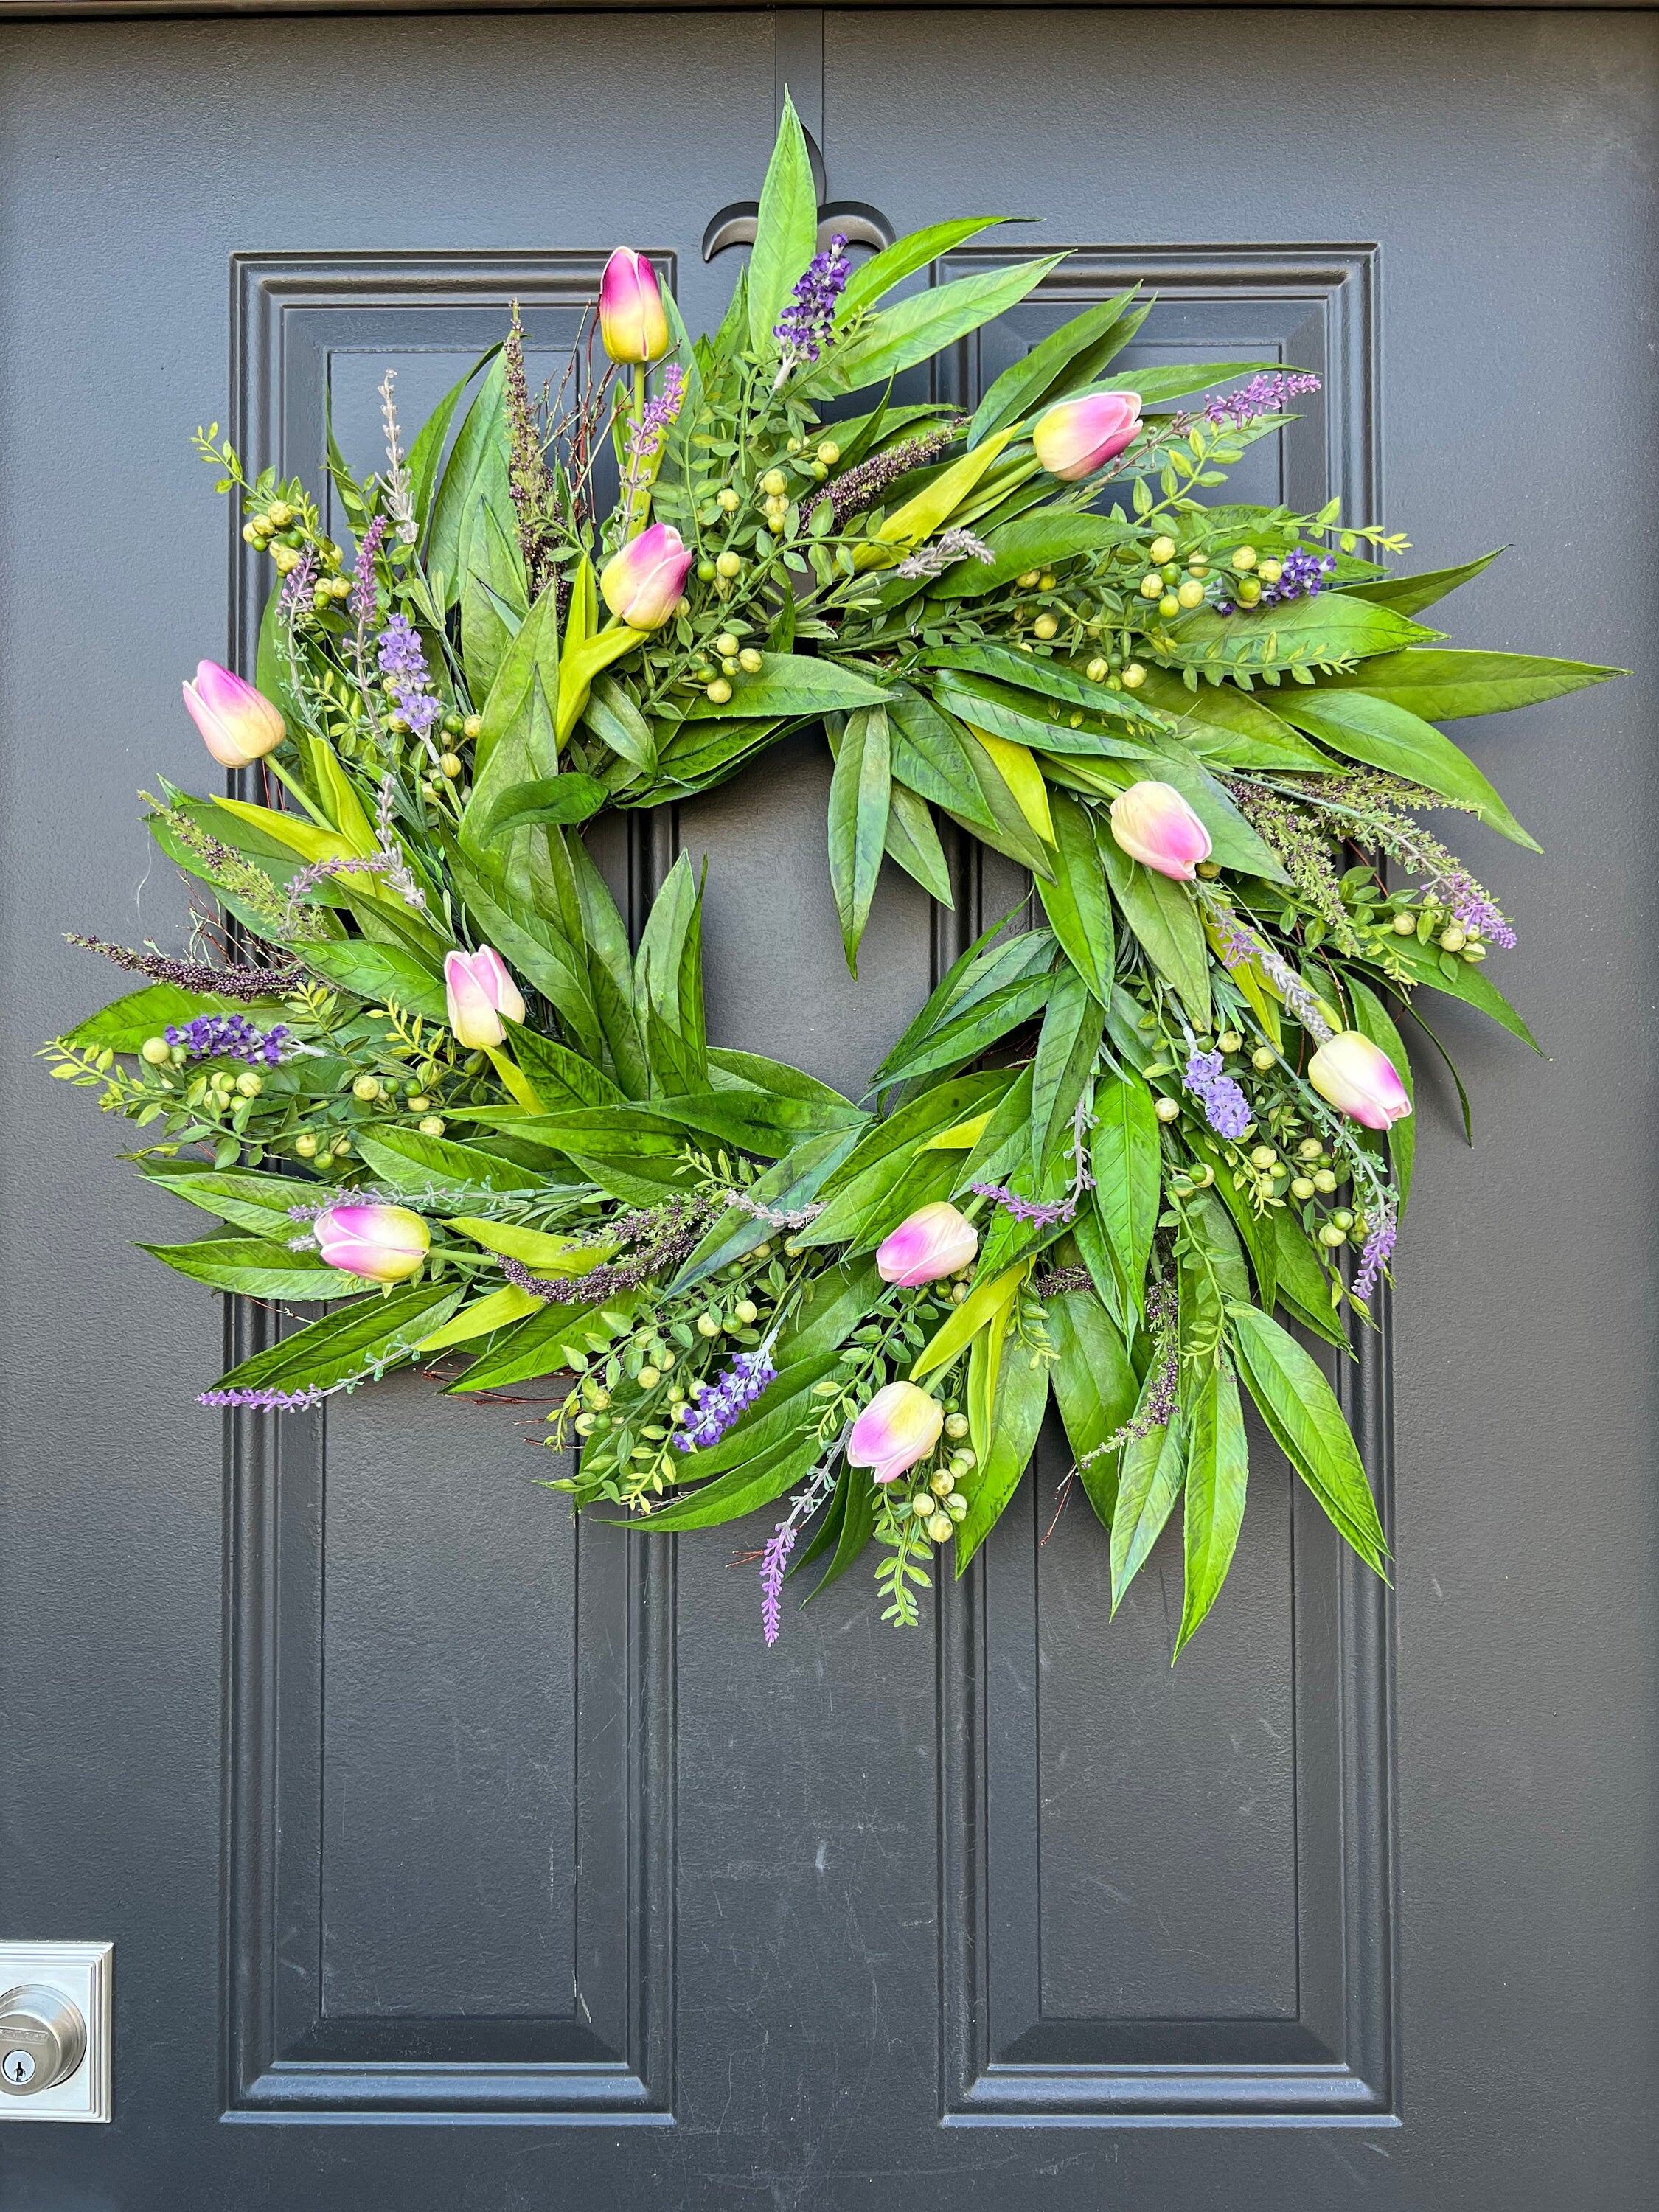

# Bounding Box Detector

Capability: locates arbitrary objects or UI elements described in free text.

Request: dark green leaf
[967,288,1141,445]
[1037,789,1114,1001]
[1345,974,1415,1208]
[1277,689,1538,850]
[1344,549,1503,619]
[954,1327,1050,1568]
[474,773,608,844]
[1228,1302,1388,1570]
[1111,1403,1186,1612]
[1029,968,1104,1176]
[1098,828,1210,1024]
[1089,1072,1161,1319]
[1157,593,1439,673]
[1315,647,1624,720]
[1048,1287,1137,1528]
[827,705,892,976]
[1175,1356,1249,1655]
[681,653,891,720]
[204,1283,465,1397]
[818,254,1071,396]
[141,1236,361,1300]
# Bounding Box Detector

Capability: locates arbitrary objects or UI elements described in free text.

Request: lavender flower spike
[1183,1048,1253,1140]
[674,1348,778,1453]
[166,1012,293,1065]
[199,1385,327,1412]
[1203,371,1321,429]
[773,234,850,379]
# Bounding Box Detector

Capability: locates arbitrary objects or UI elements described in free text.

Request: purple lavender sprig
[166,1012,293,1065]
[375,613,443,740]
[68,936,305,1001]
[773,235,850,375]
[199,1385,326,1411]
[279,549,319,618]
[1203,371,1321,429]
[971,1096,1097,1228]
[1352,1201,1398,1304]
[351,514,389,625]
[757,1461,838,1646]
[674,1348,777,1453]
[1183,1048,1253,1140]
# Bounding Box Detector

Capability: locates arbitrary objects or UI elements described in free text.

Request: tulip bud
[316,1203,430,1283]
[876,1201,978,1288]
[1307,1031,1413,1130]
[599,522,694,630]
[598,248,669,365]
[1108,780,1212,880]
[443,945,526,1050]
[181,660,285,768]
[846,1382,945,1486]
[1032,391,1142,481]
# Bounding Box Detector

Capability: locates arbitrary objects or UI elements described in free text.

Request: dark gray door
[2,7,1654,2206]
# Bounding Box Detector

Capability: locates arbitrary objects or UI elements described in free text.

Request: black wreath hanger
[703,125,894,262]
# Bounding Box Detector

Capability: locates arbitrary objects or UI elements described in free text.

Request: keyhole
[4,2051,35,2085]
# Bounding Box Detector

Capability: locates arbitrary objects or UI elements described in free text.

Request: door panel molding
[935,240,1397,2126]
[223,251,676,2122]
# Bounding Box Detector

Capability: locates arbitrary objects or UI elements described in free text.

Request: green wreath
[46,105,1619,1649]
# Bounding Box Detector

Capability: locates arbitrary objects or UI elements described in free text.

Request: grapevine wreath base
[48,108,1618,1646]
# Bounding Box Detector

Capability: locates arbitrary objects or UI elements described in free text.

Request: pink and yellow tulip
[598,248,669,366]
[1032,391,1142,481]
[316,1204,430,1283]
[599,522,693,629]
[876,1201,978,1287]
[181,660,285,768]
[846,1381,945,1486]
[444,946,526,1050]
[1307,1031,1413,1130]
[1108,780,1213,880]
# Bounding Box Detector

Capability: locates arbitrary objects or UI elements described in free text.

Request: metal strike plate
[0,1944,111,2122]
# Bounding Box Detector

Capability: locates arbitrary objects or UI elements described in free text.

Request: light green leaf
[818,253,1071,396]
[837,218,1013,323]
[353,1123,544,1194]
[954,1324,1050,1568]
[1111,1402,1186,1613]
[1345,549,1503,619]
[1048,1287,1137,1528]
[1157,592,1438,673]
[473,773,608,844]
[1345,974,1415,1209]
[295,941,448,1022]
[63,983,283,1053]
[883,779,954,905]
[417,1282,546,1351]
[141,1237,362,1301]
[911,1259,1031,1382]
[748,95,821,356]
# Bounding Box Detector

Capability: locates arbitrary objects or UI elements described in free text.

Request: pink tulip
[599,248,669,366]
[316,1203,430,1283]
[1032,391,1142,481]
[1307,1031,1413,1130]
[599,522,693,630]
[444,946,526,1050]
[846,1382,945,1486]
[181,660,285,768]
[877,1201,978,1287]
[1108,780,1213,880]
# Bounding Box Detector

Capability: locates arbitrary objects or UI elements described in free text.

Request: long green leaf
[1157,593,1439,674]
[827,706,891,975]
[1314,647,1624,719]
[1047,1287,1137,1528]
[681,652,891,720]
[837,217,1013,323]
[818,253,1071,396]
[1345,549,1503,619]
[203,1283,464,1397]
[1228,1302,1388,1569]
[1098,828,1210,1024]
[1110,1402,1186,1613]
[353,1123,544,1194]
[474,773,608,844]
[427,355,509,607]
[1277,689,1538,850]
[297,940,448,1022]
[1175,1357,1249,1655]
[748,96,821,356]
[1089,1072,1161,1318]
[1345,975,1415,1211]
[406,344,500,538]
[954,1324,1049,1568]
[968,288,1141,445]
[1036,790,1114,1001]
[141,1237,361,1301]
[1029,968,1103,1177]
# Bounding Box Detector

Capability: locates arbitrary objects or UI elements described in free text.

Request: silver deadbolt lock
[0,1986,86,2096]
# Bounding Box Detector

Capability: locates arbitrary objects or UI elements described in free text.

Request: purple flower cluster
[1183,1048,1253,1140]
[673,1349,777,1453]
[199,1385,326,1411]
[1217,549,1336,619]
[166,1012,293,1065]
[1444,872,1517,950]
[1204,371,1321,430]
[773,234,849,369]
[375,613,443,739]
[1352,1203,1398,1302]
[351,515,389,625]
